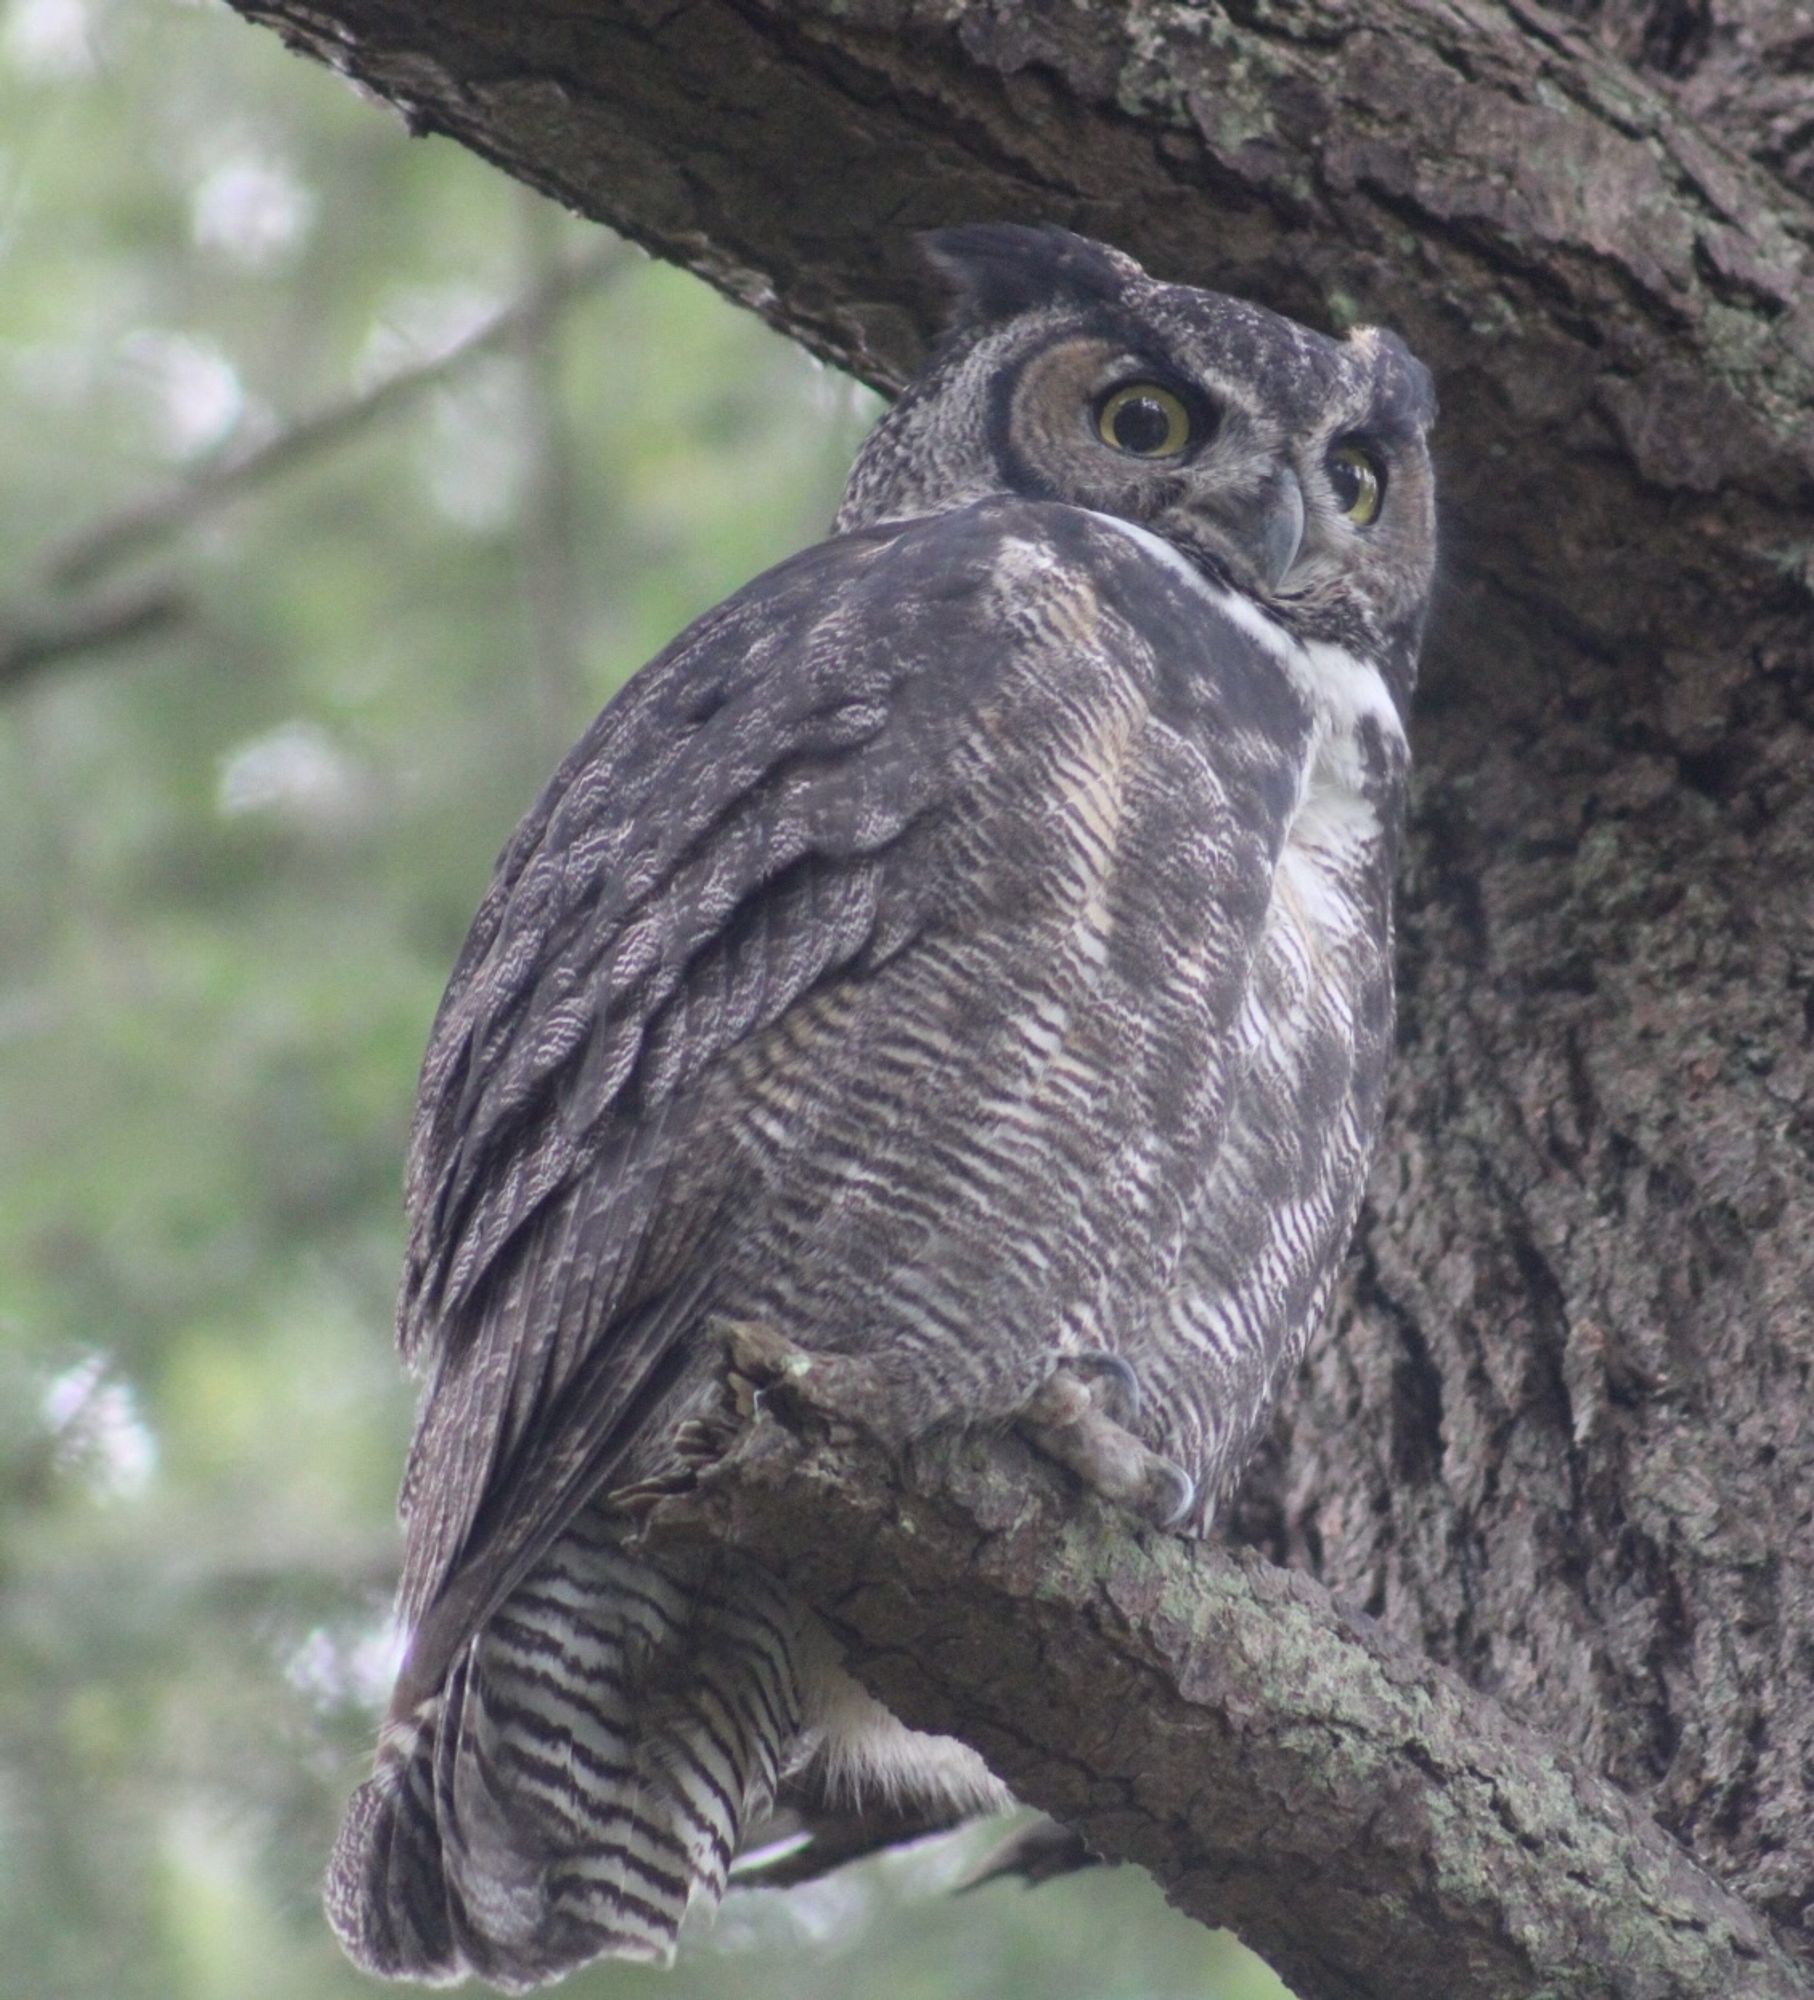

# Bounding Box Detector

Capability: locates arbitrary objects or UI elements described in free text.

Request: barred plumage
[328,225,1436,1987]
[331,1525,806,1982]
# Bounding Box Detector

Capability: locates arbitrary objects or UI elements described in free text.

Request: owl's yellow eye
[1096,383,1193,459]
[1327,443,1385,525]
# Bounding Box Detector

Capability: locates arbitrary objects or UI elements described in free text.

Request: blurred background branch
[2,241,625,699]
[509,186,590,765]
[0,582,193,692]
[40,240,625,596]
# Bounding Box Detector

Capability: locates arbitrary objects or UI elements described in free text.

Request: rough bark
[642,1353,1808,2000]
[1550,0,1814,200]
[224,0,1814,1978]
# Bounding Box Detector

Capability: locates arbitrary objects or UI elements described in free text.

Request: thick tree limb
[642,1354,1809,2000]
[227,0,1814,665]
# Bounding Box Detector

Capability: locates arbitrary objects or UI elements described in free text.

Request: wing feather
[386,500,1315,1701]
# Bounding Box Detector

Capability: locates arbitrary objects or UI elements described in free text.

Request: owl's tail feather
[326,1523,804,1989]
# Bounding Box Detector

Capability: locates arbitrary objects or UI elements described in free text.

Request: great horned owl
[328,224,1437,1989]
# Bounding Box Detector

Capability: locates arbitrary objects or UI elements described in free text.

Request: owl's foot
[713,1321,1194,1526]
[606,1403,748,1517]
[1017,1368,1196,1529]
[715,1319,907,1441]
[605,1416,732,1517]
[1060,1349,1143,1424]
[607,1333,795,1516]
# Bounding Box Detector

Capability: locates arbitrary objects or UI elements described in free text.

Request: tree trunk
[227,0,1814,1977]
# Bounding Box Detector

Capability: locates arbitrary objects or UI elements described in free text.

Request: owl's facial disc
[840,246,1433,662]
[1159,467,1312,597]
[1005,336,1319,596]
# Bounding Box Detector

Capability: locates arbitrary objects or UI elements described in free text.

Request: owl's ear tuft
[1348,326,1440,432]
[921,224,1144,332]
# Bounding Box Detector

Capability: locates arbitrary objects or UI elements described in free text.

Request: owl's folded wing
[384,500,1307,1711]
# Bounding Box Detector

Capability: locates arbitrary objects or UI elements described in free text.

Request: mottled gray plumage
[327,225,1437,1990]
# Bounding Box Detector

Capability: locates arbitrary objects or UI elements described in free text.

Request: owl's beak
[1252,471,1305,592]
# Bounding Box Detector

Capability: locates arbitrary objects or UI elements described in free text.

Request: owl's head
[839,225,1437,677]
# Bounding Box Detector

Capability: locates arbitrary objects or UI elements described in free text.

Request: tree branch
[641,1353,1810,2000]
[226,0,1814,665]
[0,585,192,692]
[40,241,627,596]
[509,185,591,761]
[3,243,626,702]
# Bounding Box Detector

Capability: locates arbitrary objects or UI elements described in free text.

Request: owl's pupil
[1112,397,1173,455]
[1329,458,1362,510]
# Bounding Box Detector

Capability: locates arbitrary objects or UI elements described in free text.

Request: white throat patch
[1085,509,1404,753]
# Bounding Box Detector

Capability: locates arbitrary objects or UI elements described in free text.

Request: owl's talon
[1148,1459,1198,1530]
[716,1317,810,1386]
[711,1317,908,1443]
[673,1416,736,1465]
[606,1469,697,1517]
[715,1317,815,1418]
[1018,1369,1197,1530]
[1063,1350,1142,1423]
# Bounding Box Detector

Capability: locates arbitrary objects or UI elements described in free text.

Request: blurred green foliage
[0,4,1292,1996]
